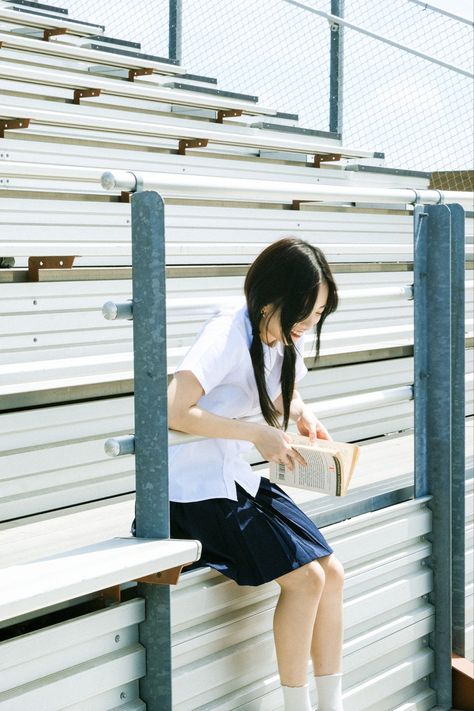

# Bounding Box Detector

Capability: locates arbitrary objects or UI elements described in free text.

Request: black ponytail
[244,237,338,430]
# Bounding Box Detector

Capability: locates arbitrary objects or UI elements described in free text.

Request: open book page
[269,434,360,496]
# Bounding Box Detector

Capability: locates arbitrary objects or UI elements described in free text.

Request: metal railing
[101,174,468,710]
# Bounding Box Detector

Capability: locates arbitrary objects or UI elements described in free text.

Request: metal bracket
[313,153,342,168]
[178,138,209,155]
[127,67,154,82]
[434,189,445,204]
[97,585,121,606]
[28,256,76,281]
[73,88,101,104]
[135,564,187,586]
[0,118,30,138]
[216,109,243,123]
[119,172,143,201]
[43,28,68,41]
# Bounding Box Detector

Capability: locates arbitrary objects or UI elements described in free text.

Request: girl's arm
[168,370,307,469]
[273,390,332,441]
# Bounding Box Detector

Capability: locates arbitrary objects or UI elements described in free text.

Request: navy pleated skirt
[131,475,334,587]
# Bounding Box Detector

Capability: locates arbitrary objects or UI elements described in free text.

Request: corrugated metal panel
[1,358,472,520]
[0,496,438,710]
[466,476,473,663]
[169,496,435,710]
[1,271,471,383]
[0,599,145,710]
[0,199,472,263]
[0,135,431,193]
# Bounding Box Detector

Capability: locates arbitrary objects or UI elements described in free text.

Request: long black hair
[244,237,338,431]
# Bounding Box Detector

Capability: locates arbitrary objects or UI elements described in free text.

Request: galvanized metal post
[169,0,182,63]
[329,0,344,135]
[414,203,453,709]
[449,203,466,657]
[132,191,172,710]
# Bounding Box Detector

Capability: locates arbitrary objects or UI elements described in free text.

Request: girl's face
[260,281,329,347]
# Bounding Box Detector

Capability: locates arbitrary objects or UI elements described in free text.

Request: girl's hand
[252,425,307,471]
[295,406,333,443]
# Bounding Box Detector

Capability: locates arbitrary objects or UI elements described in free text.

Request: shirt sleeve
[294,337,308,383]
[174,313,238,395]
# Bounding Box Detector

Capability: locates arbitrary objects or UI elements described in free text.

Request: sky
[45,0,474,172]
[432,0,473,21]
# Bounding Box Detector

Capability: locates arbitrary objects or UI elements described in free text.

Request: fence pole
[132,191,172,711]
[414,203,453,709]
[169,0,182,63]
[449,203,466,657]
[329,0,344,135]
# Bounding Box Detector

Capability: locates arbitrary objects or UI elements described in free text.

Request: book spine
[334,457,342,496]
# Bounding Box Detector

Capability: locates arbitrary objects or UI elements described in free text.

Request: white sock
[281,683,313,711]
[314,672,344,711]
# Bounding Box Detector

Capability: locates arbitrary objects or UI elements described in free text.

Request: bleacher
[0,1,473,709]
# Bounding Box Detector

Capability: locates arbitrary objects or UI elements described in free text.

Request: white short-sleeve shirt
[169,302,308,502]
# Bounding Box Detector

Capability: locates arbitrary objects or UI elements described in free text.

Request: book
[268,433,360,496]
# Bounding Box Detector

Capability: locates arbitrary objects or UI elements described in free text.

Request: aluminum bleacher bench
[0,29,186,78]
[0,536,202,623]
[0,100,379,161]
[0,59,278,118]
[0,2,105,39]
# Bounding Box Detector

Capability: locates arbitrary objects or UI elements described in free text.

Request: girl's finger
[291,448,307,467]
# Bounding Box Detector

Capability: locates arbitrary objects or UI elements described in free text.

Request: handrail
[104,373,473,455]
[101,170,473,206]
[281,0,474,78]
[102,285,420,320]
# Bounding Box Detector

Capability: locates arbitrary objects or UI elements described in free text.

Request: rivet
[33,299,37,305]
[115,634,120,643]
[120,692,127,700]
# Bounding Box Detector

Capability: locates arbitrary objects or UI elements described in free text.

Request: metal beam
[169,0,182,63]
[131,191,172,711]
[329,0,344,135]
[414,203,454,709]
[449,203,466,657]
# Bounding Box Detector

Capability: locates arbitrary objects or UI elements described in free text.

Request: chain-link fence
[42,0,473,188]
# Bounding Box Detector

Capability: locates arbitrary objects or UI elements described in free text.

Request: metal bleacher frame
[98,177,467,710]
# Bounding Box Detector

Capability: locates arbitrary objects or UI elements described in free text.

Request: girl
[135,237,345,711]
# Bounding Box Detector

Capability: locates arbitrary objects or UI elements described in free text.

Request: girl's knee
[275,560,326,594]
[321,554,345,589]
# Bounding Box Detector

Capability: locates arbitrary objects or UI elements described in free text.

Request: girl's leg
[310,554,345,711]
[310,554,345,675]
[274,561,326,686]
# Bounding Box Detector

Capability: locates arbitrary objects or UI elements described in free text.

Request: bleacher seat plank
[0,5,105,36]
[0,537,201,621]
[0,137,435,191]
[0,363,472,520]
[0,29,186,75]
[0,61,278,116]
[4,199,472,263]
[0,99,377,159]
